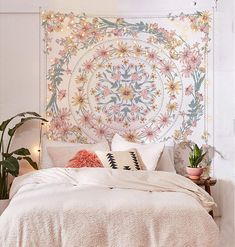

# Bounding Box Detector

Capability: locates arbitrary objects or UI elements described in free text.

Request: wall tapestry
[42,11,213,144]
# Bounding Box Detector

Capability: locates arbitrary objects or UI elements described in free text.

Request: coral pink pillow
[66,150,103,168]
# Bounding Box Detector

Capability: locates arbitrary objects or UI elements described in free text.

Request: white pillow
[111,134,164,171]
[44,141,110,168]
[157,143,176,173]
[42,140,78,167]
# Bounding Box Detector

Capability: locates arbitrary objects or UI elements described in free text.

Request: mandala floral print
[42,11,213,144]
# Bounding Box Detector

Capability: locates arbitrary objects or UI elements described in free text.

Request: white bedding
[0,168,219,247]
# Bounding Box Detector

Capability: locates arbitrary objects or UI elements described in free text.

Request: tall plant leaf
[193,144,201,157]
[24,112,41,117]
[22,157,38,170]
[0,113,27,131]
[8,116,47,137]
[1,156,19,176]
[195,152,207,166]
[0,112,42,132]
[10,148,31,156]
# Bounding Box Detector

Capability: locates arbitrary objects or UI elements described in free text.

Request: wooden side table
[185,176,217,217]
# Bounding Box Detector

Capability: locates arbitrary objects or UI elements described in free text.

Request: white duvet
[0,168,219,247]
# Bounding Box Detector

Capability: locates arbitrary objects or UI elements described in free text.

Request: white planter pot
[0,199,10,215]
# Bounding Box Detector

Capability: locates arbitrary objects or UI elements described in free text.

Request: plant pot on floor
[0,199,10,215]
[186,167,204,180]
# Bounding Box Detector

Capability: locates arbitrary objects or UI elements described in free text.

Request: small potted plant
[187,143,207,179]
[0,112,47,215]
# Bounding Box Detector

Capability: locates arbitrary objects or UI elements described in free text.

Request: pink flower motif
[96,46,109,59]
[111,73,121,81]
[185,128,193,136]
[143,127,157,141]
[202,36,210,43]
[131,117,136,121]
[185,85,193,96]
[58,90,66,101]
[65,69,72,75]
[191,121,197,127]
[59,50,66,56]
[131,72,141,81]
[160,61,174,76]
[140,89,148,100]
[116,118,122,123]
[199,24,209,33]
[189,16,196,22]
[90,29,103,41]
[54,58,59,64]
[179,111,186,117]
[112,29,123,37]
[76,32,87,42]
[181,64,194,78]
[59,121,72,136]
[130,31,138,38]
[95,126,108,138]
[189,53,201,69]
[112,104,121,113]
[83,60,95,72]
[79,112,92,127]
[102,86,111,97]
[158,114,171,127]
[47,26,54,33]
[196,92,203,101]
[58,108,71,121]
[131,105,139,113]
[50,118,62,130]
[179,14,185,21]
[80,22,91,33]
[179,48,193,64]
[147,50,158,62]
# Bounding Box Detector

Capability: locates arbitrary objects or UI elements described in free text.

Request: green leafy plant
[0,112,47,199]
[188,144,207,168]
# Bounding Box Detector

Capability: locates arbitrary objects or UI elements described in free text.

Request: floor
[215,217,235,247]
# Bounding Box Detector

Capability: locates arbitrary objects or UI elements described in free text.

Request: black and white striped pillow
[95,149,144,171]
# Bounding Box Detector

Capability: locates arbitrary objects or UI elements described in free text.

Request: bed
[0,167,219,247]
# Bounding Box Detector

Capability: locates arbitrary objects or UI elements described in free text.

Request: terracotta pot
[186,167,204,179]
[0,199,10,215]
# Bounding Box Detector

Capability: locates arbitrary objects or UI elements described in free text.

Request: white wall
[0,0,234,245]
[213,1,235,245]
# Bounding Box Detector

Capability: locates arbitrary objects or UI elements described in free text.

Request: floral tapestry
[42,11,213,144]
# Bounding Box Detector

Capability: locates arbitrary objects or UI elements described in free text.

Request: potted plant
[187,143,207,179]
[0,112,47,214]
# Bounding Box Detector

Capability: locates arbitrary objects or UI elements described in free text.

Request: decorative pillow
[47,141,110,167]
[156,139,176,173]
[174,141,193,175]
[42,140,79,167]
[111,134,164,171]
[95,150,144,171]
[67,150,103,168]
